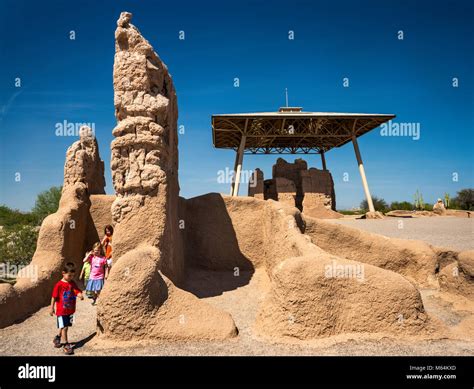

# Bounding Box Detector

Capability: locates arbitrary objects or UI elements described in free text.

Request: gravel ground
[328,217,474,251]
[1,269,473,356]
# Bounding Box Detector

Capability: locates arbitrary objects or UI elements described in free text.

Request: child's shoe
[53,335,61,348]
[63,343,74,355]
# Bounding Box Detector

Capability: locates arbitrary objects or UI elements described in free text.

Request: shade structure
[212,107,395,213]
[212,108,395,154]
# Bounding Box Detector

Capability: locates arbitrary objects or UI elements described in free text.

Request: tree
[0,206,36,227]
[360,196,388,212]
[453,189,474,210]
[31,186,62,223]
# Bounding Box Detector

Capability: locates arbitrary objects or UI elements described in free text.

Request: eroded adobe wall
[182,193,437,340]
[183,194,311,275]
[439,250,474,297]
[92,183,467,343]
[0,128,105,328]
[183,194,264,270]
[89,195,116,245]
[302,215,443,287]
[254,254,434,340]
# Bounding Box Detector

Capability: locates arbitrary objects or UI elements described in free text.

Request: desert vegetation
[0,186,61,282]
[355,188,473,213]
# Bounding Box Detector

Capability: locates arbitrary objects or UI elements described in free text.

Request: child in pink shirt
[83,242,109,305]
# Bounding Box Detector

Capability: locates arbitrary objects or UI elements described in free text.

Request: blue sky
[0,0,472,211]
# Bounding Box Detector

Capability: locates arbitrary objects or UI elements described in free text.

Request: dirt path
[0,294,98,356]
[1,268,473,356]
[329,217,474,251]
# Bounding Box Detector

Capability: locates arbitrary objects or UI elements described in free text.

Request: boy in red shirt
[50,262,83,355]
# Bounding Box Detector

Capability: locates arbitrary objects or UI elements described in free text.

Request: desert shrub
[0,186,61,271]
[0,225,39,267]
[424,203,433,211]
[447,198,462,210]
[390,201,413,211]
[360,196,389,213]
[0,206,37,227]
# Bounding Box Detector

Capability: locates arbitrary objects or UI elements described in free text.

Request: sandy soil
[1,218,472,356]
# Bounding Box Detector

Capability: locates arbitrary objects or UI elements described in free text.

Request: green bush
[0,225,39,267]
[452,189,474,210]
[390,201,414,211]
[447,199,462,210]
[0,186,62,271]
[360,196,389,213]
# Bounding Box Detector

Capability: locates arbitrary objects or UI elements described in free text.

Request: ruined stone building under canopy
[212,107,395,213]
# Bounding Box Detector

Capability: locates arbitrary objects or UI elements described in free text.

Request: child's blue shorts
[57,314,74,329]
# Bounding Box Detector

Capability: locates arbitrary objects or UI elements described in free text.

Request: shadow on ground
[74,332,96,350]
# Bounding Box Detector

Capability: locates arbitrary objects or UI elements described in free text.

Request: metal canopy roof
[212,108,395,154]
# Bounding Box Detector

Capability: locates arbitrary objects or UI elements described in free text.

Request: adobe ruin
[0,12,472,349]
[248,157,337,216]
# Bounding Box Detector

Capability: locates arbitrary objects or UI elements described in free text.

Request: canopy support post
[231,135,246,196]
[320,150,327,170]
[351,134,375,213]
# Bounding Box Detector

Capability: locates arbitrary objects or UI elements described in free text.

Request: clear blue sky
[0,0,472,211]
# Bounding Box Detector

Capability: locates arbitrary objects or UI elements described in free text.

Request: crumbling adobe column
[97,12,236,341]
[109,11,183,282]
[64,126,106,195]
